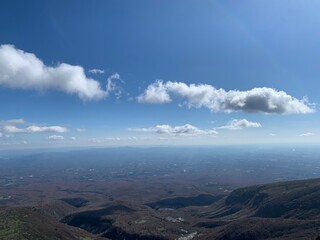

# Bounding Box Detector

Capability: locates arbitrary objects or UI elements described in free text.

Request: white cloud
[70,137,76,140]
[0,45,120,100]
[0,119,68,139]
[137,80,314,114]
[219,119,261,130]
[137,80,171,104]
[269,133,276,137]
[47,135,64,140]
[0,132,2,138]
[88,68,105,74]
[129,124,218,136]
[2,125,67,134]
[298,132,315,137]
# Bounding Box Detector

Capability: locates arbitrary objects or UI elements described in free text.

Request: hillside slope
[0,205,104,240]
[196,178,320,239]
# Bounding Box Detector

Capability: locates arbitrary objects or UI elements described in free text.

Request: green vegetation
[0,196,11,205]
[0,208,27,239]
[0,196,11,200]
[0,207,96,240]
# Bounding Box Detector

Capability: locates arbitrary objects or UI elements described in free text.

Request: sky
[0,0,319,148]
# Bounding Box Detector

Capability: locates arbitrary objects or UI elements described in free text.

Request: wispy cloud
[105,137,138,141]
[0,45,120,101]
[0,119,26,125]
[219,119,261,130]
[88,137,101,143]
[137,80,314,114]
[106,73,123,99]
[88,68,105,74]
[298,132,315,137]
[76,128,86,132]
[129,124,218,136]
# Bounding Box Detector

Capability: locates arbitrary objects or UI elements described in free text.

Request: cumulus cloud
[298,132,315,137]
[137,80,171,104]
[70,137,76,140]
[88,68,104,74]
[0,44,121,100]
[47,135,64,140]
[129,124,218,136]
[137,80,314,114]
[219,119,261,130]
[2,125,67,134]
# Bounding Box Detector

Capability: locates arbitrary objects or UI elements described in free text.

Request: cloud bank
[137,80,314,114]
[0,44,120,100]
[0,119,68,135]
[129,124,218,136]
[2,125,67,134]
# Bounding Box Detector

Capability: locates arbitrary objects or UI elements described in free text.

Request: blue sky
[0,0,319,148]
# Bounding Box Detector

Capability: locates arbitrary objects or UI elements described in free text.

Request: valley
[0,147,320,239]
